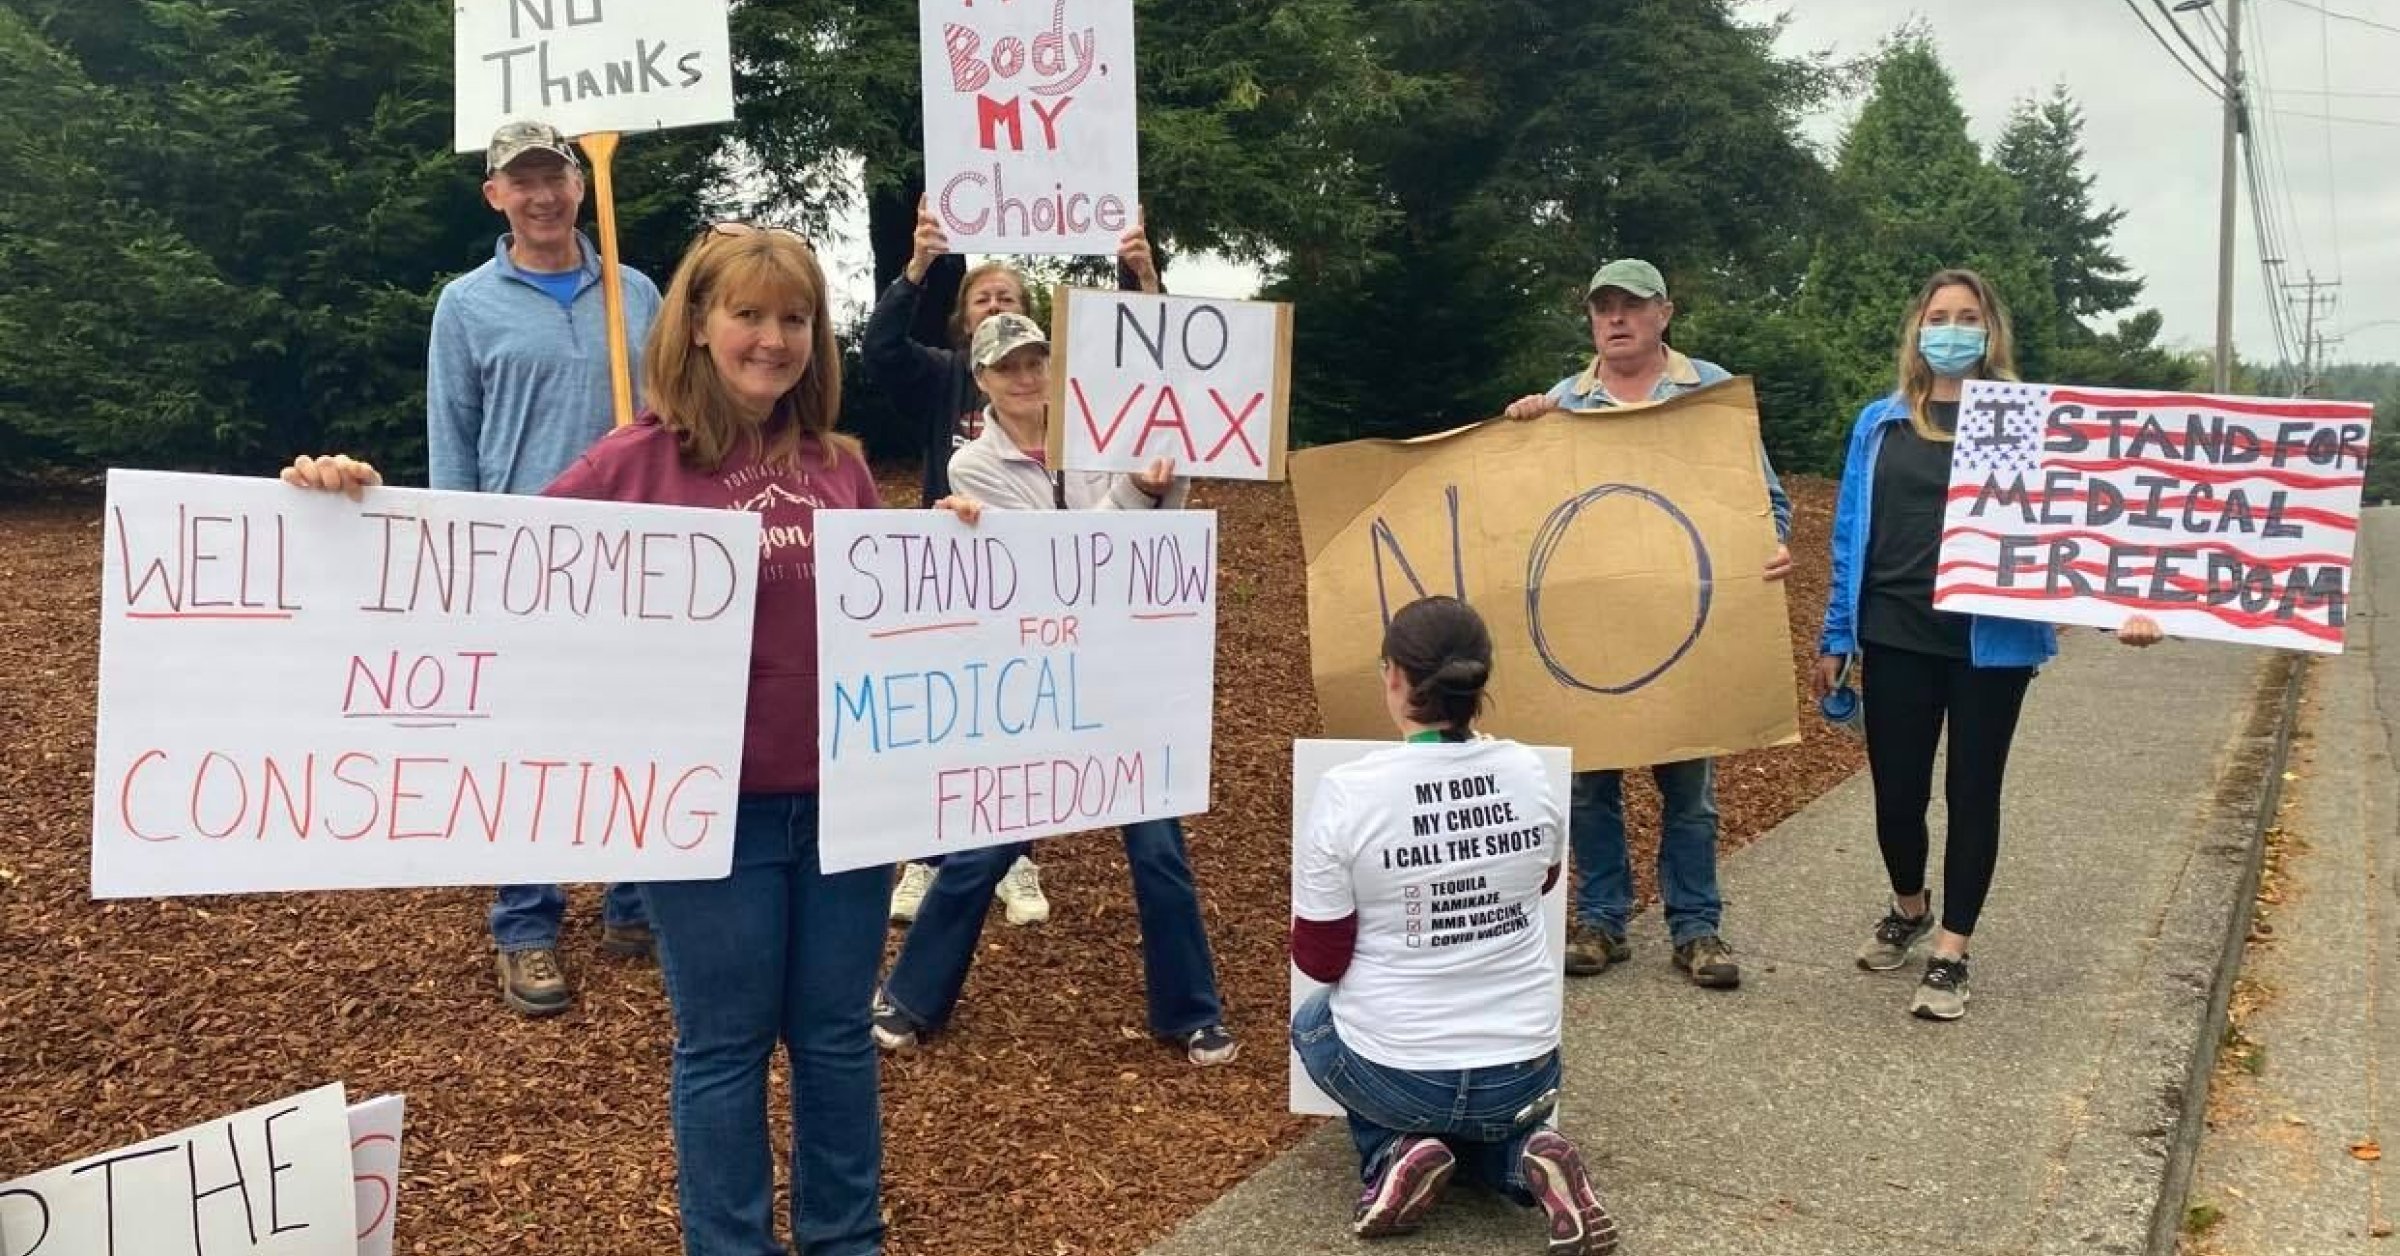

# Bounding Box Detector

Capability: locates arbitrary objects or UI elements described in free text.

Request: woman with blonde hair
[286,224,938,1254]
[861,196,1162,927]
[1812,267,2159,1022]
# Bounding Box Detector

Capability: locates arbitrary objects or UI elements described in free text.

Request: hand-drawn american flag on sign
[1933,380,2375,654]
[1950,383,2046,476]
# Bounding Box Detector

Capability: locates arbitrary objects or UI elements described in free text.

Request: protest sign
[345,1096,404,1256]
[90,470,759,898]
[918,0,1138,254]
[1290,379,1796,772]
[1935,382,2374,653]
[453,0,735,151]
[815,509,1216,872]
[0,1084,354,1256]
[1287,740,1569,1117]
[1047,287,1293,482]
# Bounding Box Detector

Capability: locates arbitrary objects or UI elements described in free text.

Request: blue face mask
[1917,324,1988,377]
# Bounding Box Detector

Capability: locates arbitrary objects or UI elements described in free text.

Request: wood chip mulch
[0,469,1861,1254]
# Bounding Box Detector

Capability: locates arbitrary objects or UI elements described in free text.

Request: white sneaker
[995,856,1050,926]
[889,862,935,924]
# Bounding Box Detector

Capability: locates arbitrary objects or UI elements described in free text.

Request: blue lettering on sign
[1524,485,1712,695]
[827,654,1103,760]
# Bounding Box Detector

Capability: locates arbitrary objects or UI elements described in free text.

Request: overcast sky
[1765,0,2399,372]
[821,0,2397,377]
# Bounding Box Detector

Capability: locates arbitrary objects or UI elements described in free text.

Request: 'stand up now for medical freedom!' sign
[814,509,1216,872]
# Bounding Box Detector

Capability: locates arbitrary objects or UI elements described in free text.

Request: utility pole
[2285,272,2338,396]
[2212,0,2245,394]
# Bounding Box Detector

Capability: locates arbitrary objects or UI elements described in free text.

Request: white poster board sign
[454,0,736,150]
[1288,740,1570,1117]
[90,470,759,898]
[1935,381,2373,653]
[1048,287,1293,482]
[918,0,1138,255]
[345,1096,405,1256]
[0,1084,354,1256]
[815,509,1216,872]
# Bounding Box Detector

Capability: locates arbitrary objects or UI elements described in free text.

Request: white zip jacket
[945,410,1193,512]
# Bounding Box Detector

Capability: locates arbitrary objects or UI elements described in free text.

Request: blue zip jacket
[1818,394,2057,669]
[427,232,661,494]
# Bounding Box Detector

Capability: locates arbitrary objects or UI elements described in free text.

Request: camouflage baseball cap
[970,312,1050,369]
[487,120,582,174]
[1586,258,1667,300]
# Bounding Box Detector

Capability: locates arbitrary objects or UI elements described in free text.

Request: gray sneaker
[1910,955,1971,1021]
[1857,900,1935,971]
[1564,922,1630,977]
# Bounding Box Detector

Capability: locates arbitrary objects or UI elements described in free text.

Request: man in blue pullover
[427,119,664,1016]
[1505,258,1793,992]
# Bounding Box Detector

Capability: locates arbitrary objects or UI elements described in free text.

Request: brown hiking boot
[496,947,572,1016]
[1672,934,1742,989]
[599,920,656,960]
[1564,922,1630,977]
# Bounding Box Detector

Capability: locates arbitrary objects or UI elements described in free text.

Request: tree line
[0,1,2384,484]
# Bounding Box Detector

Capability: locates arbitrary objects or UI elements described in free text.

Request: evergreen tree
[1995,87,2143,325]
[1796,29,2057,437]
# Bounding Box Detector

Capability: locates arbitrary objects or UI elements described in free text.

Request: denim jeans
[882,817,1222,1039]
[1290,988,1556,1203]
[640,795,887,1256]
[1568,759,1721,945]
[490,881,646,952]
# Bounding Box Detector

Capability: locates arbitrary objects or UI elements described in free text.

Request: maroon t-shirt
[544,415,882,795]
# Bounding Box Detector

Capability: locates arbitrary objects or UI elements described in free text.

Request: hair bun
[1431,658,1490,692]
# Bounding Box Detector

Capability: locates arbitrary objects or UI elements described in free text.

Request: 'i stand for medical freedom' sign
[454,0,735,150]
[814,510,1216,873]
[1934,381,2374,653]
[919,0,1138,255]
[90,471,759,898]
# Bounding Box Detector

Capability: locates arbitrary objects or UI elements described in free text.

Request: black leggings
[1861,642,2034,938]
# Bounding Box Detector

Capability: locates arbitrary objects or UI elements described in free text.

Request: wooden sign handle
[579,130,636,428]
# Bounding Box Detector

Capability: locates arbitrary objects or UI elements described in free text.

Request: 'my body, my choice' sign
[815,510,1216,872]
[919,0,1137,254]
[90,471,759,898]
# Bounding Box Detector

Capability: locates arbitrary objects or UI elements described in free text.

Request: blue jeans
[490,882,647,952]
[882,817,1222,1039]
[1569,760,1721,945]
[639,795,886,1256]
[1290,989,1555,1203]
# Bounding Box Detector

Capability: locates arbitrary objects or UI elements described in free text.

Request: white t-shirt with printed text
[1294,738,1564,1071]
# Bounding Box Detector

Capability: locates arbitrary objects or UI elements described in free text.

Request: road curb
[2143,650,2310,1255]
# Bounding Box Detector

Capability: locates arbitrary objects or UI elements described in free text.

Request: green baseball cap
[1586,258,1667,301]
[970,311,1049,369]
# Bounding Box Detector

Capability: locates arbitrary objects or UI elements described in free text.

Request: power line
[2316,0,2345,282]
[2269,106,2400,127]
[2240,125,2306,388]
[2243,1,2316,283]
[2119,0,2229,97]
[2150,0,2231,71]
[2267,0,2400,36]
